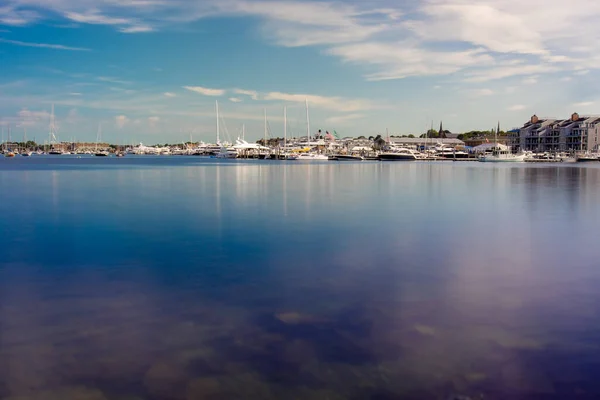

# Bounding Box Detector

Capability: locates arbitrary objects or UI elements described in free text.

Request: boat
[479,146,526,162]
[21,152,32,157]
[94,123,109,156]
[115,152,125,157]
[379,147,422,161]
[478,122,526,162]
[576,153,599,162]
[297,153,329,160]
[331,154,364,161]
[47,104,63,154]
[214,147,238,158]
[4,152,15,158]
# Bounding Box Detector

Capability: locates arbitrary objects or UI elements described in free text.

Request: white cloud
[573,101,594,107]
[522,76,539,85]
[325,113,364,125]
[148,116,160,127]
[163,92,176,97]
[183,86,225,96]
[97,76,131,85]
[560,76,573,82]
[8,0,600,82]
[0,38,90,51]
[263,91,374,112]
[69,92,82,96]
[228,97,242,103]
[115,114,129,128]
[465,88,494,98]
[120,25,153,33]
[233,89,259,100]
[508,105,526,111]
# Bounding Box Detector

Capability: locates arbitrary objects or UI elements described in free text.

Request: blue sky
[1,0,600,144]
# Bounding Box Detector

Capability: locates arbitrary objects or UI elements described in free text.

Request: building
[389,137,464,147]
[510,113,600,153]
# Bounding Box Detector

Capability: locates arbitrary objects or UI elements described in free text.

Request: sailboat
[479,122,526,162]
[94,123,109,156]
[4,125,15,157]
[214,101,237,159]
[21,127,32,156]
[48,104,63,154]
[297,99,328,161]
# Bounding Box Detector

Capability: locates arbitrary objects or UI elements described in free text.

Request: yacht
[214,147,238,159]
[330,154,364,161]
[94,151,109,157]
[379,148,423,161]
[479,146,526,162]
[297,153,329,161]
[576,153,599,162]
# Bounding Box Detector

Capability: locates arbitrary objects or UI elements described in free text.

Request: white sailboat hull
[479,154,526,162]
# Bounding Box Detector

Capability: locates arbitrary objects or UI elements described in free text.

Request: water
[1,156,600,399]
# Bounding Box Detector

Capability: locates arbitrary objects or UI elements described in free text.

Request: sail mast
[284,106,287,149]
[264,108,267,146]
[216,100,220,145]
[305,99,310,144]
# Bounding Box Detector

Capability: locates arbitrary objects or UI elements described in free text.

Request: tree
[373,134,386,151]
[357,135,366,140]
[408,134,415,138]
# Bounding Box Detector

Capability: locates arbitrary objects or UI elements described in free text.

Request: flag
[325,131,334,141]
[333,130,340,139]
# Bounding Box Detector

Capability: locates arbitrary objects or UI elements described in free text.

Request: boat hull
[379,153,417,161]
[479,155,526,162]
[332,155,363,161]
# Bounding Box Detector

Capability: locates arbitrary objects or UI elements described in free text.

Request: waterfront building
[510,113,600,153]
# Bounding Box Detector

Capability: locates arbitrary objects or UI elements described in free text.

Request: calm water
[1,156,600,400]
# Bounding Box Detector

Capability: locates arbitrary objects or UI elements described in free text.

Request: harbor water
[1,156,600,399]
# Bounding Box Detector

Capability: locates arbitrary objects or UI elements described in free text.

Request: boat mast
[284,106,287,149]
[242,124,245,141]
[305,99,310,144]
[264,108,267,146]
[216,100,220,145]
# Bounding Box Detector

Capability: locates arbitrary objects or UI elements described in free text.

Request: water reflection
[1,160,600,399]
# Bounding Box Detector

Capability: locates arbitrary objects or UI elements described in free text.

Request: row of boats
[6,141,598,162]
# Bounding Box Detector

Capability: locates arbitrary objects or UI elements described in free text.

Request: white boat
[479,149,526,162]
[214,147,238,158]
[297,153,329,160]
[379,147,423,161]
[479,122,526,162]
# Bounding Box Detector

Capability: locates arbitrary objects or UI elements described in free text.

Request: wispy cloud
[325,113,364,125]
[508,104,526,111]
[97,76,132,85]
[233,89,259,100]
[120,24,153,33]
[573,101,594,107]
[183,86,226,96]
[465,88,494,98]
[115,114,129,128]
[163,92,176,97]
[229,97,242,103]
[0,38,90,51]
[8,0,600,82]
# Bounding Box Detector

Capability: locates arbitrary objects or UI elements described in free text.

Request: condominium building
[509,113,600,153]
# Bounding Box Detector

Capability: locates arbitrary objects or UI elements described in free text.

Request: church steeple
[439,121,446,138]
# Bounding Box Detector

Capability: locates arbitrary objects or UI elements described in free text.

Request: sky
[1,0,600,144]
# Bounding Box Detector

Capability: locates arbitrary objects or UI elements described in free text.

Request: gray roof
[390,138,464,145]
